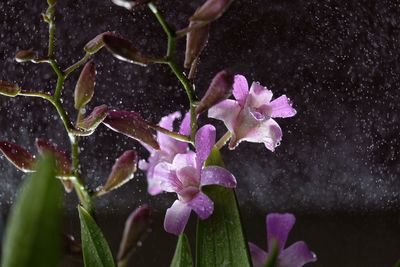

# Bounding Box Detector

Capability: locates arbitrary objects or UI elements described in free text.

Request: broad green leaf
[170,234,193,267]
[196,148,252,267]
[78,205,117,267]
[1,155,62,267]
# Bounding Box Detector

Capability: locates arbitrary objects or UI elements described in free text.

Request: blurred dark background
[1,0,400,266]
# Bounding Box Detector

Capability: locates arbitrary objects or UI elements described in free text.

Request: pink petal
[279,241,317,267]
[249,242,268,267]
[208,99,241,133]
[164,200,192,235]
[187,192,214,220]
[159,111,181,131]
[267,213,296,251]
[233,74,249,106]
[200,166,237,188]
[232,118,282,152]
[195,124,216,168]
[247,82,273,108]
[179,112,191,136]
[269,95,297,118]
[172,152,197,170]
[158,112,188,155]
[177,166,200,187]
[153,162,182,193]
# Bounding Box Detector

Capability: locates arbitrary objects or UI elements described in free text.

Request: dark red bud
[103,33,150,66]
[101,150,138,193]
[74,60,96,110]
[15,49,37,63]
[0,141,36,172]
[190,0,233,22]
[117,205,151,262]
[76,104,108,131]
[184,21,210,69]
[0,81,21,97]
[84,32,113,54]
[196,70,234,114]
[35,138,72,177]
[103,110,160,150]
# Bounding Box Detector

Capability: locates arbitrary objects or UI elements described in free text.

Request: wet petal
[179,112,191,136]
[279,241,317,267]
[158,112,188,155]
[164,200,192,235]
[153,162,182,193]
[159,111,181,131]
[248,242,268,267]
[200,166,236,188]
[269,95,297,118]
[208,99,241,132]
[172,152,197,170]
[195,124,216,168]
[232,74,249,106]
[187,192,214,220]
[177,166,200,186]
[247,82,273,108]
[267,213,296,251]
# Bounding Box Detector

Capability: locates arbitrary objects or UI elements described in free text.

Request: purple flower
[208,74,296,151]
[153,124,237,235]
[138,111,190,195]
[249,213,317,267]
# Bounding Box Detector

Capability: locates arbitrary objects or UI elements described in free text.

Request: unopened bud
[74,60,96,110]
[117,205,151,263]
[15,49,37,63]
[35,139,72,178]
[76,105,108,131]
[103,111,160,150]
[0,80,20,97]
[196,70,234,114]
[0,141,36,172]
[101,150,138,193]
[111,0,153,10]
[190,0,233,23]
[84,32,113,54]
[103,33,150,66]
[184,21,210,69]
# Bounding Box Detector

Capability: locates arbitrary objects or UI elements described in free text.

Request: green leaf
[393,259,400,267]
[78,205,117,267]
[170,234,193,267]
[196,148,252,267]
[1,155,63,267]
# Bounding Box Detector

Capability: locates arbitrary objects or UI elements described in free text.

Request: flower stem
[46,4,56,58]
[215,131,232,150]
[149,124,193,144]
[148,3,198,140]
[64,53,91,77]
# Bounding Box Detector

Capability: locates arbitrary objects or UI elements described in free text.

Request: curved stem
[215,131,232,150]
[148,3,198,140]
[64,53,91,77]
[149,124,193,144]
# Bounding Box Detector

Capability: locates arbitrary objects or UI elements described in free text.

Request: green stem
[64,53,91,77]
[47,5,56,58]
[149,124,193,144]
[215,131,232,150]
[148,3,198,139]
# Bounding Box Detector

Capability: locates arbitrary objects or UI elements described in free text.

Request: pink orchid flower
[153,124,237,235]
[249,213,317,267]
[138,111,190,195]
[208,74,296,151]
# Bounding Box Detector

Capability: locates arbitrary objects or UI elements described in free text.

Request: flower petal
[159,111,181,131]
[200,166,237,188]
[279,241,317,267]
[231,118,282,152]
[153,162,182,193]
[164,200,192,235]
[187,192,214,220]
[267,213,296,251]
[269,95,297,118]
[172,152,197,170]
[179,112,191,136]
[157,112,188,155]
[195,124,216,168]
[247,82,273,108]
[208,99,241,133]
[248,242,268,267]
[233,74,249,106]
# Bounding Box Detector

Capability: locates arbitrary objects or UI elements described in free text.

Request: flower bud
[0,141,36,172]
[74,60,96,110]
[76,104,108,131]
[184,21,210,69]
[190,0,233,22]
[196,70,234,114]
[117,205,151,263]
[111,0,152,10]
[15,49,37,63]
[101,150,138,193]
[103,110,160,150]
[102,33,150,66]
[84,32,112,55]
[0,80,21,97]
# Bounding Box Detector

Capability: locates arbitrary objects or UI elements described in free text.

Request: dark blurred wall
[0,1,399,266]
